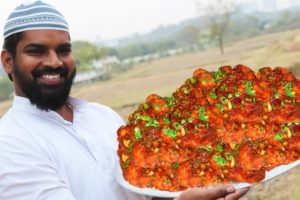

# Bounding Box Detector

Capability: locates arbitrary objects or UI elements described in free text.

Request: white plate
[115,160,300,198]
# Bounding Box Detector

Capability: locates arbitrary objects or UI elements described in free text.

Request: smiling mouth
[38,73,64,85]
[42,74,61,79]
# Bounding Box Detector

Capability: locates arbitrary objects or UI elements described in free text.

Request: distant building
[74,71,103,85]
[92,56,120,72]
[74,56,120,85]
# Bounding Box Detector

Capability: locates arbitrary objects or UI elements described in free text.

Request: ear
[1,49,14,80]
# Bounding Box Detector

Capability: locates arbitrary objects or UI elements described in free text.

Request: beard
[13,63,76,111]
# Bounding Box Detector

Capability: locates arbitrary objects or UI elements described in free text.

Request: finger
[178,185,236,200]
[225,187,250,200]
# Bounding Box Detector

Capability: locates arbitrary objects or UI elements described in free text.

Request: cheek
[64,56,76,70]
[14,56,40,74]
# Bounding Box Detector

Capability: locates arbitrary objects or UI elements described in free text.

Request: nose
[42,50,63,68]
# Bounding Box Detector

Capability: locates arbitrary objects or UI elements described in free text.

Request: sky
[0,0,198,46]
[0,0,293,47]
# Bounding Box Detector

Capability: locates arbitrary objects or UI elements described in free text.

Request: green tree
[148,39,177,53]
[117,43,149,59]
[72,41,98,71]
[197,0,239,54]
[179,25,200,46]
[0,77,13,101]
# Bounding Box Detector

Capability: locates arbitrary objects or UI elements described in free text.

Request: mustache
[32,66,69,78]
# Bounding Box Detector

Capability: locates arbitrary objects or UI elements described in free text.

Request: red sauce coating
[117,65,300,191]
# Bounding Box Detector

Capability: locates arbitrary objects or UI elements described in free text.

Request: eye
[57,45,72,55]
[26,48,45,55]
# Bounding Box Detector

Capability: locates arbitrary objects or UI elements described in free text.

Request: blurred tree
[179,25,200,47]
[196,0,239,54]
[72,41,113,71]
[72,41,98,71]
[0,77,13,101]
[148,39,177,53]
[117,43,150,59]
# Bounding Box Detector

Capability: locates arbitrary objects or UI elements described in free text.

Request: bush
[0,77,13,101]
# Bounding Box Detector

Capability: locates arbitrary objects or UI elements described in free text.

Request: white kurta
[0,96,148,200]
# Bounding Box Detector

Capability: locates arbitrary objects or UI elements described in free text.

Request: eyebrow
[59,43,72,48]
[24,43,46,49]
[24,42,72,49]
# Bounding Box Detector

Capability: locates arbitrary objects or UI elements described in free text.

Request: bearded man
[0,1,249,200]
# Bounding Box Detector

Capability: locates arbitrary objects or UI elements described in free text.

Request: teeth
[42,74,60,79]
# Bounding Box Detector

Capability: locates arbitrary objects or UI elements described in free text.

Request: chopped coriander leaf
[245,81,255,96]
[154,104,161,111]
[134,127,142,140]
[217,144,224,152]
[216,103,224,112]
[183,88,190,94]
[213,155,227,167]
[214,69,222,80]
[227,93,233,98]
[172,162,179,169]
[173,111,180,117]
[122,160,130,169]
[163,117,170,125]
[283,126,289,132]
[284,82,295,98]
[198,106,209,122]
[235,92,240,97]
[220,96,228,104]
[141,116,151,121]
[127,141,134,153]
[143,103,149,109]
[233,144,240,155]
[201,78,207,86]
[274,93,280,99]
[269,76,275,80]
[162,128,177,138]
[134,114,141,124]
[190,77,197,84]
[225,152,234,160]
[140,116,159,127]
[274,132,284,141]
[210,91,217,99]
[167,96,175,106]
[173,122,182,130]
[183,100,189,105]
[221,84,227,91]
[188,117,193,123]
[198,145,213,152]
[145,119,159,128]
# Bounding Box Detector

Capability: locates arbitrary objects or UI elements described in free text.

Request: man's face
[11,30,76,111]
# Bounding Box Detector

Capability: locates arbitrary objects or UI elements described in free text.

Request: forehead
[19,30,70,46]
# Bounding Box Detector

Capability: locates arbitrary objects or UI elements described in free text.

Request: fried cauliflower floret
[117,65,300,191]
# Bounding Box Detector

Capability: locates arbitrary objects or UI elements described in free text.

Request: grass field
[0,29,300,199]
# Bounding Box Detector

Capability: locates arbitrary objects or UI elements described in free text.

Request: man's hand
[175,185,249,200]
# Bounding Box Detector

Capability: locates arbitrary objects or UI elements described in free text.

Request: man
[0,1,249,200]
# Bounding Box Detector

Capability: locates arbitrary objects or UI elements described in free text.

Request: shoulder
[73,97,125,126]
[89,102,122,120]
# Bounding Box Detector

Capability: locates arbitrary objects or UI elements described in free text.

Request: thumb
[177,185,236,200]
